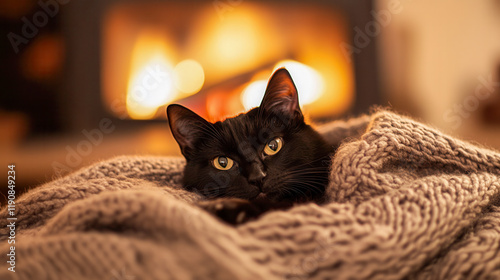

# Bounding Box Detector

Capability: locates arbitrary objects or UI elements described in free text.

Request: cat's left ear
[260,68,303,120]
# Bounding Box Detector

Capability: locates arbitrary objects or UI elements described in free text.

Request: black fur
[167,68,334,224]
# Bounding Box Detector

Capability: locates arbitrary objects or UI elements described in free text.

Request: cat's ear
[260,68,303,120]
[167,104,210,160]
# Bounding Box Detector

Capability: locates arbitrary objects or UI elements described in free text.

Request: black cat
[167,68,334,224]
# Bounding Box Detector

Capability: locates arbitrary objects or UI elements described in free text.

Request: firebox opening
[102,1,354,121]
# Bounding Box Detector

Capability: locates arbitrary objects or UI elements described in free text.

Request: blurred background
[1,0,500,202]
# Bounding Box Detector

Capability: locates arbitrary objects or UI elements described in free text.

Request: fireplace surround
[61,0,382,133]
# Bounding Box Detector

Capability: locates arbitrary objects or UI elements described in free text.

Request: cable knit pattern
[0,111,499,280]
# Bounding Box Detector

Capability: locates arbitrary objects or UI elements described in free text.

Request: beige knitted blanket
[1,111,499,280]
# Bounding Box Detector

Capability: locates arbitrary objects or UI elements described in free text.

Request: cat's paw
[197,198,262,225]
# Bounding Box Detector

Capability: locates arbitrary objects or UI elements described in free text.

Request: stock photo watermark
[111,64,171,119]
[443,73,500,130]
[6,165,17,273]
[213,0,243,20]
[51,64,170,176]
[51,119,116,176]
[340,0,403,62]
[110,266,135,280]
[7,0,71,54]
[288,232,335,280]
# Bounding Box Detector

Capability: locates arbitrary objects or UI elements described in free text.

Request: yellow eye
[264,137,283,156]
[212,156,234,170]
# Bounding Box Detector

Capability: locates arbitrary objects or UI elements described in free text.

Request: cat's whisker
[167,68,336,225]
[267,171,326,200]
[285,185,310,199]
[273,168,328,183]
[286,156,329,170]
[285,179,325,193]
[286,179,324,190]
[287,171,330,177]
[284,170,329,176]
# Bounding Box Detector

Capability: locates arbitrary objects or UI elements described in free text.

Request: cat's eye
[264,137,283,156]
[212,156,234,170]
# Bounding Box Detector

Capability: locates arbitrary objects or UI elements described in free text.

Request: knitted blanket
[1,111,499,280]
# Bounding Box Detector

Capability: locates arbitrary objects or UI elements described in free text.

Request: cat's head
[167,68,331,202]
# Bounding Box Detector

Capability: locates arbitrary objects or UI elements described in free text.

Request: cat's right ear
[166,104,210,160]
[259,68,303,121]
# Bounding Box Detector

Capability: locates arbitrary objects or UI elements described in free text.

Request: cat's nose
[248,166,266,185]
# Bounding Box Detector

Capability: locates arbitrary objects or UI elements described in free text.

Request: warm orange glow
[126,32,175,119]
[211,16,259,63]
[207,88,245,122]
[241,61,325,110]
[188,5,285,83]
[173,59,205,94]
[241,80,267,110]
[103,2,354,120]
[274,60,324,105]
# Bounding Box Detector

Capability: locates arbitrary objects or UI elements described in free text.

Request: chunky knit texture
[1,111,499,280]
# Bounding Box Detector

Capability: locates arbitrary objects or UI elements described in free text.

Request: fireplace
[61,0,381,132]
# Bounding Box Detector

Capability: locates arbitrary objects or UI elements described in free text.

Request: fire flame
[126,32,175,119]
[126,32,205,120]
